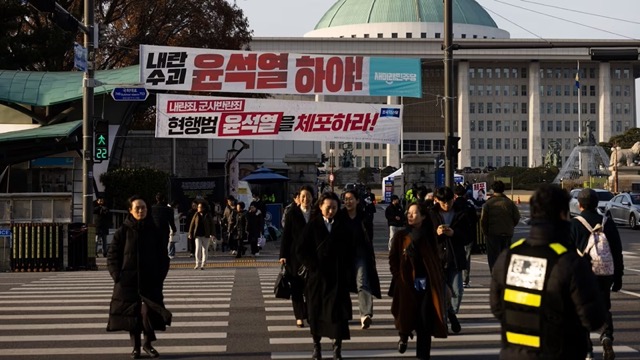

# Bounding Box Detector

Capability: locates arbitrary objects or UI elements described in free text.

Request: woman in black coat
[107,195,172,359]
[279,185,315,328]
[297,192,356,360]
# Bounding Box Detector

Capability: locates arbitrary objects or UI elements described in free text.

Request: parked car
[482,166,497,173]
[604,192,640,230]
[569,188,614,217]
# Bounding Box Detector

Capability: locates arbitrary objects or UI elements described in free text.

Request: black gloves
[611,276,622,292]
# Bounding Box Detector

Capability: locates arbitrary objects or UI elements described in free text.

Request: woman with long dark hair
[279,185,314,328]
[107,195,172,359]
[390,202,448,360]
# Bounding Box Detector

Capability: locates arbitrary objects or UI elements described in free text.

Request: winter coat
[429,200,475,271]
[389,225,448,338]
[279,205,309,277]
[235,210,248,241]
[490,219,605,360]
[480,193,521,237]
[106,215,172,332]
[297,214,356,339]
[338,208,382,299]
[151,203,177,241]
[188,211,215,238]
[385,202,405,227]
[569,209,624,280]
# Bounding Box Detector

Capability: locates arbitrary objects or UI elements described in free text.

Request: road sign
[0,229,11,236]
[111,87,149,102]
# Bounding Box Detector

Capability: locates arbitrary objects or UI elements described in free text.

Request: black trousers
[290,275,307,320]
[129,302,156,349]
[486,234,513,272]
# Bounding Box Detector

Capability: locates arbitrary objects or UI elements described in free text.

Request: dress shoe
[602,337,615,360]
[296,319,304,328]
[143,345,159,358]
[361,315,372,329]
[398,339,408,354]
[130,349,141,359]
[332,340,342,360]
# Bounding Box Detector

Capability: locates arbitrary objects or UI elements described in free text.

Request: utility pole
[82,0,95,224]
[443,0,455,187]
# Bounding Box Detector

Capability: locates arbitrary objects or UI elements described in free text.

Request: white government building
[209,0,639,171]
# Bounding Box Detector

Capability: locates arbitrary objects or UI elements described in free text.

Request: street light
[329,148,334,192]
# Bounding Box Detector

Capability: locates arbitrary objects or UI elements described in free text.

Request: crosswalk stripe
[0,332,227,342]
[0,311,230,320]
[0,345,227,357]
[0,303,231,311]
[0,297,231,304]
[2,321,229,330]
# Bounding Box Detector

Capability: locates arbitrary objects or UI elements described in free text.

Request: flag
[575,72,580,89]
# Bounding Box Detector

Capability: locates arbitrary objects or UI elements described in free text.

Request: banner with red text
[156,94,402,144]
[140,45,422,97]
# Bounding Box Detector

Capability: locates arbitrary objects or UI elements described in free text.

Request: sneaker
[463,282,470,288]
[585,351,594,360]
[254,252,260,257]
[361,315,372,329]
[602,337,615,360]
[194,265,199,270]
[448,311,461,334]
[200,267,204,270]
[231,250,237,255]
[168,255,174,259]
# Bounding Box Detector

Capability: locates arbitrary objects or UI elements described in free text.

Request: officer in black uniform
[490,184,605,360]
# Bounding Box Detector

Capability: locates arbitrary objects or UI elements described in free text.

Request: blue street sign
[111,87,149,102]
[0,229,11,236]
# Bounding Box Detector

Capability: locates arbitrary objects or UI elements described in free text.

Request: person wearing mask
[222,196,237,254]
[385,194,405,251]
[297,192,355,360]
[93,197,110,257]
[150,193,177,261]
[340,190,381,330]
[390,201,448,359]
[188,203,215,270]
[107,195,172,359]
[569,188,624,360]
[481,180,521,272]
[234,201,248,258]
[491,184,605,360]
[430,186,475,334]
[279,185,314,328]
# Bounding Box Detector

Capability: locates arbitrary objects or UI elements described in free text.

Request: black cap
[577,188,598,210]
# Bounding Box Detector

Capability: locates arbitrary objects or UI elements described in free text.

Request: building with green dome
[248,0,639,171]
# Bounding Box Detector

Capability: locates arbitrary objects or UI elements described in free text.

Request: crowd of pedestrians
[99,179,624,360]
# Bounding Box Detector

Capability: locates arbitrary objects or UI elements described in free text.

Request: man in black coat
[151,193,177,260]
[491,184,605,360]
[384,194,405,251]
[569,188,624,360]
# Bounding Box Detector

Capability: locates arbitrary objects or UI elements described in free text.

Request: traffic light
[446,135,461,158]
[94,119,109,162]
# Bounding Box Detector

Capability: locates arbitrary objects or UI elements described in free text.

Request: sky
[234,0,640,121]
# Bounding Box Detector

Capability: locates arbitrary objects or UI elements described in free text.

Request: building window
[461,34,466,39]
[478,103,484,114]
[496,138,501,150]
[522,156,528,167]
[471,138,476,149]
[564,85,570,96]
[406,32,412,38]
[373,156,380,168]
[556,102,562,114]
[403,140,416,154]
[365,143,371,149]
[391,33,398,38]
[504,156,511,166]
[433,140,445,152]
[495,68,501,78]
[329,141,335,149]
[356,142,362,149]
[521,120,527,132]
[591,103,597,114]
[614,85,621,96]
[356,156,362,167]
[564,121,571,132]
[623,69,630,78]
[589,68,596,78]
[382,156,387,166]
[477,85,484,96]
[564,103,571,114]
[351,35,356,38]
[555,85,562,96]
[470,120,476,131]
[522,139,528,150]
[487,103,493,114]
[421,32,427,38]
[547,121,553,132]
[486,85,492,96]
[487,138,493,150]
[521,103,527,114]
[624,86,630,96]
[487,156,493,166]
[556,121,562,132]
[573,121,579,132]
[382,144,387,150]
[364,34,369,38]
[377,33,383,38]
[469,68,475,78]
[521,85,527,96]
[365,156,371,167]
[504,121,511,132]
[417,140,430,154]
[435,33,441,38]
[469,103,475,114]
[373,143,379,150]
[479,156,485,167]
[512,121,518,132]
[496,102,502,114]
[487,68,493,78]
[469,85,474,96]
[505,138,510,150]
[478,138,484,150]
[521,67,527,78]
[478,68,484,79]
[496,121,502,131]
[624,103,630,114]
[590,85,596,96]
[478,120,484,131]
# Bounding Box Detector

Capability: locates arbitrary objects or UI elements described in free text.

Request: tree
[0,0,252,71]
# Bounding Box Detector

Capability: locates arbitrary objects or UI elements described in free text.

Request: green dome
[315,0,498,30]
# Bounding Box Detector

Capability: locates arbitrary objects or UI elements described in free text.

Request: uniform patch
[506,254,547,291]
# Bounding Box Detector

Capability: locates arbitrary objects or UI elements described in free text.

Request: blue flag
[575,72,580,89]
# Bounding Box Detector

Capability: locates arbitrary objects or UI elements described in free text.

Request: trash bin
[67,223,89,270]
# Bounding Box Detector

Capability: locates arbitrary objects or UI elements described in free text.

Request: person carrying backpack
[569,188,624,360]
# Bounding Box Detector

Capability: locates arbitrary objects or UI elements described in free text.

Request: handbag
[274,265,291,299]
[257,235,266,248]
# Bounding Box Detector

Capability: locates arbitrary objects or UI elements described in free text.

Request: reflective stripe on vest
[506,331,541,348]
[504,288,541,307]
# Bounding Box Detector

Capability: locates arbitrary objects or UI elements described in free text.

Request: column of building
[528,62,542,167]
[457,61,470,168]
[598,62,612,143]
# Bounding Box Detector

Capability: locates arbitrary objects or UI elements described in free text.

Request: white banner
[140,45,422,97]
[156,94,402,144]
